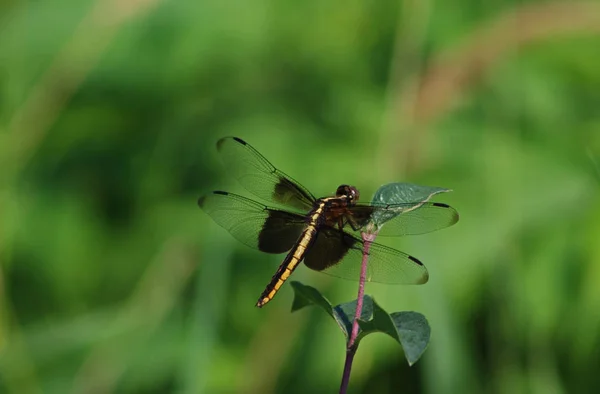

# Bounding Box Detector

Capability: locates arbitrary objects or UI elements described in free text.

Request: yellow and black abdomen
[255,202,325,307]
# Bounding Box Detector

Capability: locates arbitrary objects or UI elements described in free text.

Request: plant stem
[348,233,374,348]
[339,345,357,394]
[339,232,376,394]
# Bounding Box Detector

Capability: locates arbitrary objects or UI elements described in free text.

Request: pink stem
[349,232,373,347]
[339,232,375,394]
[338,347,357,394]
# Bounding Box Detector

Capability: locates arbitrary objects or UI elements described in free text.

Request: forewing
[198,191,305,254]
[303,228,428,284]
[217,137,316,211]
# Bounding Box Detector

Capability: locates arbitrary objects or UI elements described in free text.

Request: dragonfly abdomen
[255,202,326,307]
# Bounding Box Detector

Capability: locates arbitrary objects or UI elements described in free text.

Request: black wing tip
[408,255,424,266]
[198,191,229,207]
[217,136,247,149]
[432,202,460,224]
[408,255,429,284]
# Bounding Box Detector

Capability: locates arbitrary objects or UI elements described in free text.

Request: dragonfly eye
[335,185,350,197]
[349,186,360,202]
[336,185,360,201]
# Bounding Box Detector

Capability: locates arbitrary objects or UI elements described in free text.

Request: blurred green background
[1,0,600,393]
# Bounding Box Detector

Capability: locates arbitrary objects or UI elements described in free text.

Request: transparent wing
[216,137,316,212]
[198,191,305,254]
[303,228,428,284]
[347,202,459,236]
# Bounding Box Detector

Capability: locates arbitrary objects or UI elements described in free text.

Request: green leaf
[290,281,373,340]
[358,303,430,366]
[369,182,452,232]
[389,312,431,365]
[332,296,374,339]
[290,281,334,314]
[371,182,451,205]
[290,282,430,365]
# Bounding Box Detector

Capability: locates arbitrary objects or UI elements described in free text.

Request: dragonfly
[198,137,458,307]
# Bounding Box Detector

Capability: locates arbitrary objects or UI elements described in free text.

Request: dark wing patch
[303,228,428,284]
[258,209,306,253]
[198,191,305,254]
[216,137,316,212]
[303,228,356,271]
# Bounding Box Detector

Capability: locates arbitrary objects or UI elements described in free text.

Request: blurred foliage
[1,0,600,393]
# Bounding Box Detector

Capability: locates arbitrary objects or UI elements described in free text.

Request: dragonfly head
[336,185,360,204]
